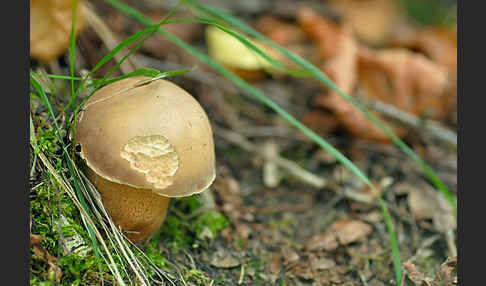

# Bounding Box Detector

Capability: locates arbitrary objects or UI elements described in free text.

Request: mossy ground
[30,141,230,285]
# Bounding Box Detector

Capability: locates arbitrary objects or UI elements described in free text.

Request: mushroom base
[87,168,170,243]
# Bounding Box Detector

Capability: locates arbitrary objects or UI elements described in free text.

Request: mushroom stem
[87,168,170,243]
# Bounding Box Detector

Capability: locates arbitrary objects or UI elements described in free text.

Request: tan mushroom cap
[76,76,216,197]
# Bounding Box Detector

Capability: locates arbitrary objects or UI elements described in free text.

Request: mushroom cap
[76,76,216,197]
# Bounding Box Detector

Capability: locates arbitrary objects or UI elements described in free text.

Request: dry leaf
[327,0,404,45]
[434,256,457,286]
[254,15,305,46]
[282,247,300,266]
[392,26,457,72]
[209,249,240,268]
[407,187,437,220]
[358,48,449,120]
[403,261,433,286]
[269,252,281,274]
[254,14,319,71]
[31,234,63,283]
[310,256,336,270]
[331,219,372,245]
[297,6,341,60]
[399,180,456,232]
[297,7,403,142]
[296,6,453,142]
[30,0,87,62]
[291,261,314,280]
[403,257,457,286]
[391,26,458,118]
[300,110,340,135]
[213,176,252,239]
[306,230,339,252]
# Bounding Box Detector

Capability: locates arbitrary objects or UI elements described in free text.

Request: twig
[361,97,457,147]
[445,229,457,257]
[214,126,326,188]
[238,264,245,285]
[262,140,282,188]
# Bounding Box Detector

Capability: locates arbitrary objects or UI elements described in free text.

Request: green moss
[144,233,168,269]
[159,196,229,248]
[183,269,212,286]
[194,210,229,238]
[57,254,103,285]
[30,176,107,285]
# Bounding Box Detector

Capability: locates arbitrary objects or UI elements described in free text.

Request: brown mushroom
[76,76,216,242]
[30,0,87,63]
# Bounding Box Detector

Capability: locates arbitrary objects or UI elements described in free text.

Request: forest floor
[29,0,457,285]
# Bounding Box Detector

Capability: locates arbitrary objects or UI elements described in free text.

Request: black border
[9,0,30,285]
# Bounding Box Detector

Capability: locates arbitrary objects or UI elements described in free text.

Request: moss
[159,196,229,248]
[183,269,212,286]
[57,254,104,286]
[193,210,229,238]
[30,176,107,285]
[144,233,168,269]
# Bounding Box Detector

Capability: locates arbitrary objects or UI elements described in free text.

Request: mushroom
[205,26,283,81]
[30,0,87,63]
[76,76,216,242]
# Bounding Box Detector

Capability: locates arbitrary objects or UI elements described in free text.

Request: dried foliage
[293,5,456,142]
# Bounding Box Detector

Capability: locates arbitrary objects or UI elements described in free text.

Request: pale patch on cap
[120,135,179,189]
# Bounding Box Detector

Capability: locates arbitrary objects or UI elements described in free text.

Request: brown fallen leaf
[297,6,341,60]
[269,252,281,274]
[296,6,454,142]
[403,261,433,286]
[30,234,63,283]
[392,26,457,72]
[327,0,404,46]
[282,246,300,267]
[213,175,252,240]
[254,15,305,46]
[434,256,457,286]
[30,0,87,62]
[358,48,449,120]
[396,180,456,232]
[310,256,336,270]
[391,26,458,119]
[404,182,438,220]
[297,7,403,142]
[254,14,319,71]
[300,110,340,135]
[331,219,373,245]
[306,230,339,252]
[403,257,457,286]
[291,261,314,280]
[209,249,240,269]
